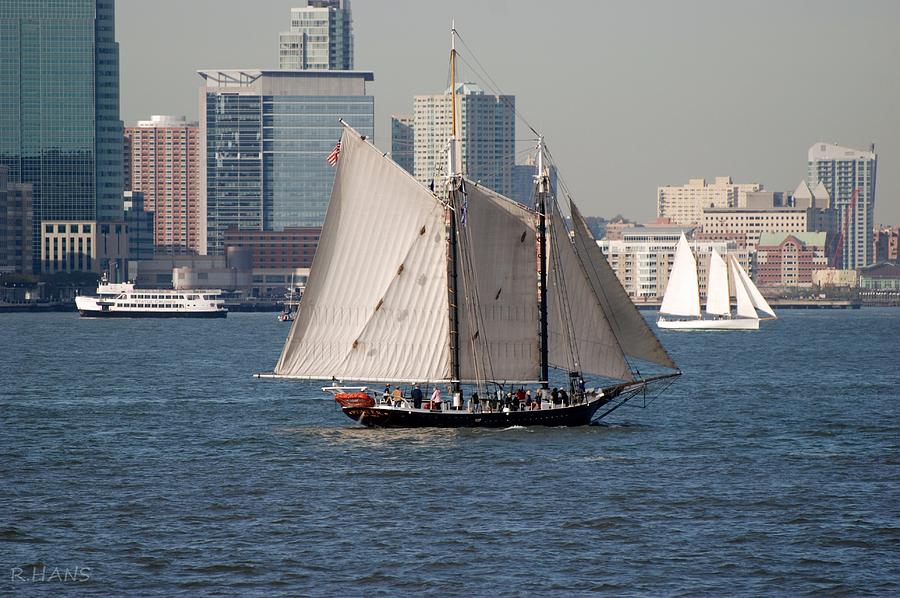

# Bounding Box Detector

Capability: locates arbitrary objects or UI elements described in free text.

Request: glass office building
[199,70,374,255]
[0,0,123,271]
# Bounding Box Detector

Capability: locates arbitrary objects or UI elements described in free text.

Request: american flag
[326,141,341,166]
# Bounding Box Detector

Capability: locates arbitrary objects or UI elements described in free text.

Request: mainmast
[446,22,462,395]
[535,137,550,389]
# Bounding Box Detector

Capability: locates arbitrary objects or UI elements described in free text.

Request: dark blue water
[2,310,898,596]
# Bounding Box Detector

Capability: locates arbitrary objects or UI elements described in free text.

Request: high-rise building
[413,82,515,197]
[657,177,762,225]
[0,0,123,272]
[390,115,414,175]
[279,1,353,70]
[807,142,877,269]
[0,166,33,274]
[125,115,202,255]
[198,69,374,255]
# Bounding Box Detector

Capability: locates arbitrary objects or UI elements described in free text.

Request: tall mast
[446,22,462,395]
[535,137,550,389]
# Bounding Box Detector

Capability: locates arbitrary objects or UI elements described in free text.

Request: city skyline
[116,0,900,223]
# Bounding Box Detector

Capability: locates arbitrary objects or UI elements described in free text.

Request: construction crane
[831,187,860,268]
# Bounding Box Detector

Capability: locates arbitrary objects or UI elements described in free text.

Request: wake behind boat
[257,27,680,427]
[657,234,776,330]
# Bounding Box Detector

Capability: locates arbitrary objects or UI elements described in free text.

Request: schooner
[258,28,680,427]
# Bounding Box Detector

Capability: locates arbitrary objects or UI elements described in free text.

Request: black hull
[78,310,227,319]
[342,395,613,428]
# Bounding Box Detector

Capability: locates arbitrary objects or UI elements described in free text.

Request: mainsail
[274,128,451,382]
[456,182,540,382]
[660,234,701,318]
[569,201,677,370]
[547,202,632,382]
[705,249,730,316]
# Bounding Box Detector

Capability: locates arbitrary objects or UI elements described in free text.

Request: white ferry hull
[657,317,759,330]
[75,289,227,318]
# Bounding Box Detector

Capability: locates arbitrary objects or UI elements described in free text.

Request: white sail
[456,182,540,382]
[569,201,677,370]
[274,127,451,382]
[731,257,757,319]
[660,234,701,318]
[705,249,730,316]
[732,257,777,319]
[548,202,632,382]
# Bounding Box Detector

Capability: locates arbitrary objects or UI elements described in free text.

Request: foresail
[570,201,677,370]
[456,182,540,382]
[274,127,450,381]
[731,257,757,319]
[547,202,632,382]
[660,234,701,318]
[705,249,730,316]
[733,257,777,318]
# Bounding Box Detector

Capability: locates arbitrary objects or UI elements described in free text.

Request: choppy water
[1,310,899,596]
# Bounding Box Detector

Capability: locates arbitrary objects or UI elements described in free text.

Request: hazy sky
[117,0,900,223]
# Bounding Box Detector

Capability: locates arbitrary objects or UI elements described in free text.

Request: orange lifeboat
[334,392,375,408]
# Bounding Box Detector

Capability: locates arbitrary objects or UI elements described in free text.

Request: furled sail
[731,257,757,319]
[660,234,701,318]
[274,127,450,382]
[731,256,777,319]
[455,182,540,382]
[547,202,632,381]
[569,201,677,370]
[705,249,731,316]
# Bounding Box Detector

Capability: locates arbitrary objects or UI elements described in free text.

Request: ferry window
[57,224,65,233]
[45,224,53,233]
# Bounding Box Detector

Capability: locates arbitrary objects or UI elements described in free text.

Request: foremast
[534,138,550,390]
[446,22,463,396]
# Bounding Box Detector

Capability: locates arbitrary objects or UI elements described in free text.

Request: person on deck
[411,384,423,409]
[535,388,543,409]
[551,388,559,407]
[392,386,403,407]
[560,388,569,407]
[471,391,480,413]
[431,386,442,411]
[383,385,391,405]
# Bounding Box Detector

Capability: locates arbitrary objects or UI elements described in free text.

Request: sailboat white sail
[659,234,701,318]
[658,237,776,331]
[705,250,730,316]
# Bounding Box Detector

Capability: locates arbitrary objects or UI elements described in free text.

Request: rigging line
[455,190,496,392]
[453,50,540,139]
[456,32,540,137]
[539,140,643,373]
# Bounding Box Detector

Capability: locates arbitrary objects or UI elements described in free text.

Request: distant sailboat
[658,234,776,330]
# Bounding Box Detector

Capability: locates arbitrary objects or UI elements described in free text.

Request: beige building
[700,206,816,253]
[657,176,762,225]
[40,221,129,278]
[597,227,750,301]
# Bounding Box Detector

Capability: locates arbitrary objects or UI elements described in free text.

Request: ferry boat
[75,279,227,318]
